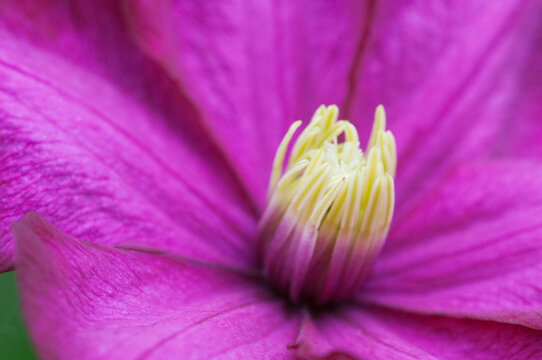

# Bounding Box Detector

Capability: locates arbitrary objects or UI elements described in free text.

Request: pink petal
[294,305,542,360]
[0,26,256,272]
[500,26,542,158]
[14,212,300,359]
[126,0,542,216]
[342,1,542,218]
[0,1,210,132]
[364,160,542,329]
[125,0,369,205]
[0,1,216,157]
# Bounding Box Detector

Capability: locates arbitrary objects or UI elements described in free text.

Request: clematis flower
[2,1,542,359]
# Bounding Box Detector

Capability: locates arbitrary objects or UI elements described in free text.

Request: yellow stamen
[259,105,396,304]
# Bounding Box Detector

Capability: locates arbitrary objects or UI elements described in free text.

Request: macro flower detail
[259,105,395,305]
[2,1,542,360]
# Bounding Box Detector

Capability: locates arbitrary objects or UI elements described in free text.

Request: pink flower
[2,1,542,359]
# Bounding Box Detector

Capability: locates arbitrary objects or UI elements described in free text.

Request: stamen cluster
[258,105,396,305]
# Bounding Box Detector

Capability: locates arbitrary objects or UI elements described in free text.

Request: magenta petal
[125,0,370,205]
[501,27,542,158]
[13,213,300,359]
[0,28,257,272]
[0,2,157,99]
[294,306,542,360]
[364,160,542,329]
[341,1,542,217]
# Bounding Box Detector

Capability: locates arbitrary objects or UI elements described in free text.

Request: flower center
[258,105,396,305]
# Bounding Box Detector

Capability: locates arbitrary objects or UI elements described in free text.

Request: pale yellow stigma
[268,105,395,240]
[259,105,396,304]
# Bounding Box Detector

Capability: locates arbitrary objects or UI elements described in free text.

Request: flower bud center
[258,105,396,305]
